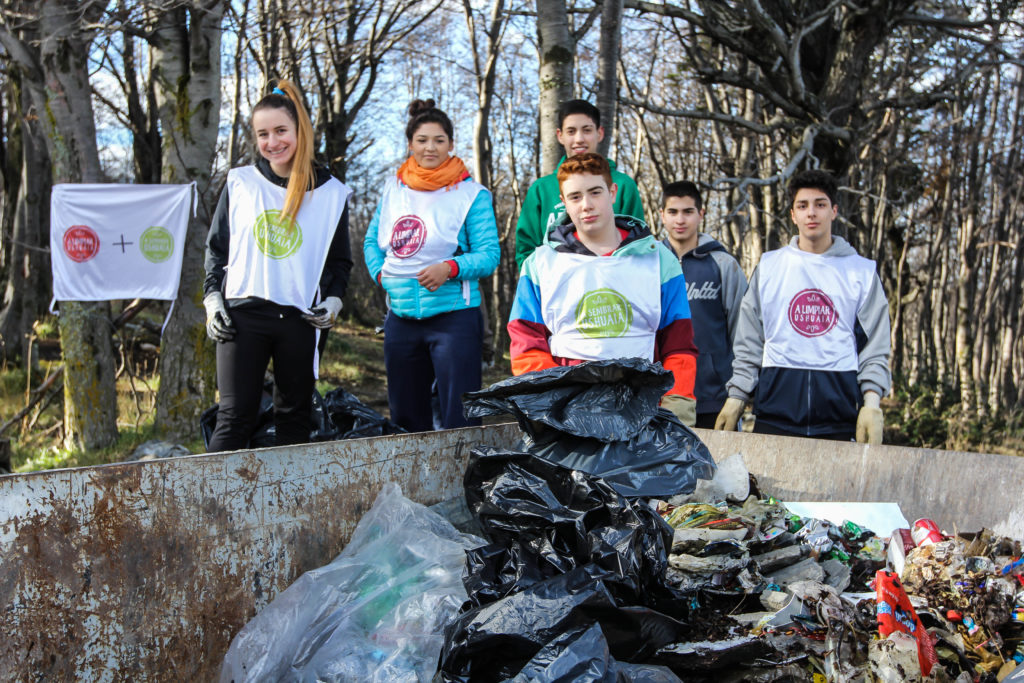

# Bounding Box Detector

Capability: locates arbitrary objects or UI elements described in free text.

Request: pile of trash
[219,360,1024,682]
[650,459,1024,681]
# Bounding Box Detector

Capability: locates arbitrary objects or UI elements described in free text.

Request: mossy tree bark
[536,0,574,176]
[149,0,225,441]
[18,0,118,449]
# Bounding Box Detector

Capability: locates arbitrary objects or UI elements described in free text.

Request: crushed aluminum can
[911,518,944,547]
[796,519,834,554]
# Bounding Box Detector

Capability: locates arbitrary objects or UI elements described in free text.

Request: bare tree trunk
[463,0,506,190]
[150,0,224,441]
[536,0,573,174]
[595,0,622,159]
[226,0,250,167]
[0,77,51,363]
[27,0,119,450]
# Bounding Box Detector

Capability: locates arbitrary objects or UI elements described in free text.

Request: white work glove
[203,292,235,343]
[714,397,745,431]
[661,394,697,427]
[303,296,343,329]
[856,390,884,445]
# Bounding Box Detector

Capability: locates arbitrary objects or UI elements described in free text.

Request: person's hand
[303,296,343,329]
[856,390,884,445]
[203,292,235,343]
[417,262,451,291]
[661,394,697,427]
[714,397,745,431]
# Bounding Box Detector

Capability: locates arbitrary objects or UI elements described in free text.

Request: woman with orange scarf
[363,99,499,432]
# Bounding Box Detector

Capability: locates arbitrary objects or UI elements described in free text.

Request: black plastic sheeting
[435,449,690,682]
[506,622,683,683]
[201,383,404,449]
[463,358,673,442]
[463,359,716,498]
[462,449,678,607]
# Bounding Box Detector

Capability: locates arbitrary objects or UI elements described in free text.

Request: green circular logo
[139,226,174,263]
[254,210,302,259]
[574,288,633,338]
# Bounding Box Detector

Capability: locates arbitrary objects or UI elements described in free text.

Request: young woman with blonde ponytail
[363,99,499,432]
[203,80,354,451]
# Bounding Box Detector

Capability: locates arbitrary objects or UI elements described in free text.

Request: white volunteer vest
[533,246,662,361]
[758,245,877,371]
[224,166,351,311]
[377,176,482,277]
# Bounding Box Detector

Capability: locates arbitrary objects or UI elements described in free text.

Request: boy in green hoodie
[514,100,644,269]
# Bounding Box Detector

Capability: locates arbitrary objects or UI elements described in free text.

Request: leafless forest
[0,0,1021,450]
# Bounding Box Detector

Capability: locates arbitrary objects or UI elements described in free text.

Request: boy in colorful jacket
[715,169,891,443]
[508,153,698,426]
[660,181,747,428]
[514,100,644,269]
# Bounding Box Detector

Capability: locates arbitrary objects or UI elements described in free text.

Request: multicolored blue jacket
[509,214,698,401]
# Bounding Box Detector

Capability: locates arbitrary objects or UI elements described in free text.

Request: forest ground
[1,314,1022,473]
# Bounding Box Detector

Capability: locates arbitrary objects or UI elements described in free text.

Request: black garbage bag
[530,410,715,499]
[436,565,688,683]
[309,388,339,442]
[463,448,676,607]
[463,359,716,498]
[504,622,683,683]
[322,387,406,439]
[463,542,549,607]
[201,383,402,449]
[463,358,671,443]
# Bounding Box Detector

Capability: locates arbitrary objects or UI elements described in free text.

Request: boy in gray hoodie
[715,170,891,443]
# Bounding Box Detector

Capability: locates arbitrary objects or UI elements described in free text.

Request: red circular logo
[788,288,838,337]
[63,225,100,263]
[390,215,426,258]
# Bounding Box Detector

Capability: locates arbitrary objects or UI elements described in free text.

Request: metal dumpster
[2,424,1022,681]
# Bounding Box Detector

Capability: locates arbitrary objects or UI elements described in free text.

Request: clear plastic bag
[220,482,483,683]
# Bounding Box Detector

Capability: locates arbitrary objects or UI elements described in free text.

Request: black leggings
[207,307,316,451]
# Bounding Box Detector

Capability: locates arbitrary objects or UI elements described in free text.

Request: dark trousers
[208,308,316,451]
[695,412,718,430]
[384,307,482,432]
[752,419,854,442]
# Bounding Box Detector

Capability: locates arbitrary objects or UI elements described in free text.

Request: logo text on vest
[390,215,427,258]
[254,210,303,259]
[788,288,838,337]
[575,288,633,338]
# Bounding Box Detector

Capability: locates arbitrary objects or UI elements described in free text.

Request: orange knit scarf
[398,155,470,191]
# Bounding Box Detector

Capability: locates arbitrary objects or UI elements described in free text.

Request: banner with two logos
[50,183,196,311]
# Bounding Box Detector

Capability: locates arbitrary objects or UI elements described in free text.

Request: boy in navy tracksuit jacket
[660,181,747,428]
[715,170,891,443]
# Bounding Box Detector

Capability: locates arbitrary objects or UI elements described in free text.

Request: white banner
[50,183,195,306]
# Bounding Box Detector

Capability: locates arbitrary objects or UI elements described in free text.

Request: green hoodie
[514,156,644,269]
